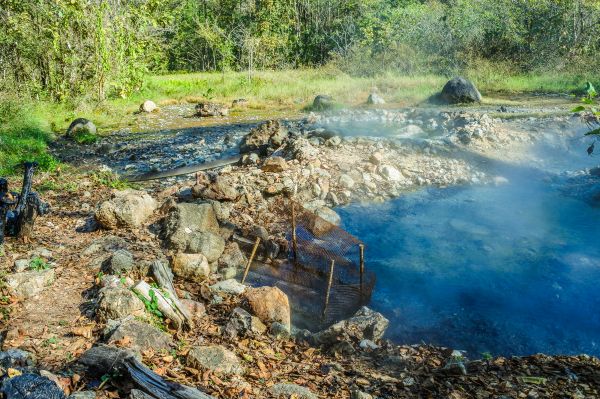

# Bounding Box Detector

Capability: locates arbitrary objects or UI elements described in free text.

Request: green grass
[0,68,595,176]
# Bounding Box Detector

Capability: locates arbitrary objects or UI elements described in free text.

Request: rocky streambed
[1,101,600,398]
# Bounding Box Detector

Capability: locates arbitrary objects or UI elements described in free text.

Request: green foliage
[0,100,58,176]
[29,257,50,271]
[90,170,133,190]
[136,288,164,320]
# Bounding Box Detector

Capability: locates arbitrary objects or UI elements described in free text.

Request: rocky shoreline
[0,108,598,398]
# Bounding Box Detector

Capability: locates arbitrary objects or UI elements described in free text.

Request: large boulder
[104,318,173,353]
[66,118,96,138]
[95,190,158,230]
[163,202,220,250]
[96,287,146,322]
[306,206,340,237]
[240,120,288,154]
[5,269,55,299]
[312,306,389,346]
[312,95,335,111]
[440,77,482,104]
[243,286,291,330]
[186,345,244,375]
[195,102,229,117]
[171,253,210,282]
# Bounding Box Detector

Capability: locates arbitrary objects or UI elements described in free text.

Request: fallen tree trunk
[76,345,215,399]
[132,280,190,331]
[151,260,193,328]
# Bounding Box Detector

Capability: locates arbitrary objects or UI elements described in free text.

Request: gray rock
[223,307,266,338]
[269,322,291,339]
[1,373,66,399]
[13,259,29,273]
[220,267,238,280]
[97,287,146,322]
[326,136,342,147]
[192,175,240,202]
[367,93,385,105]
[187,231,225,262]
[0,349,36,369]
[105,249,134,275]
[105,318,173,353]
[129,389,154,399]
[66,118,96,138]
[69,392,97,399]
[163,203,220,250]
[351,390,373,399]
[95,190,157,229]
[312,95,335,111]
[269,383,317,399]
[186,345,244,375]
[210,279,246,295]
[5,269,55,299]
[339,174,355,189]
[195,102,229,117]
[218,243,246,270]
[240,120,287,154]
[171,253,210,282]
[180,299,206,321]
[312,306,389,346]
[82,235,128,257]
[440,77,482,104]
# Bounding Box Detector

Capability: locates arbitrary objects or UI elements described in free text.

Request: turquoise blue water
[338,129,600,357]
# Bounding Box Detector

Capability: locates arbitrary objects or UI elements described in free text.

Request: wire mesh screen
[286,200,376,326]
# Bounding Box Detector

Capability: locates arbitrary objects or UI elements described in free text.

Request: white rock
[378,165,403,182]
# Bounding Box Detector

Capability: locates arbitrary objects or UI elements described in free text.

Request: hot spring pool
[338,146,600,357]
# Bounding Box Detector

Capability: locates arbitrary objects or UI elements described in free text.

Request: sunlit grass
[0,68,594,175]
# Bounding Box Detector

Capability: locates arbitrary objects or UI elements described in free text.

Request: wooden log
[151,260,193,328]
[132,280,188,330]
[76,344,215,399]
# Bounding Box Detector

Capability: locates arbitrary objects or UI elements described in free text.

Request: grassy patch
[1,68,595,176]
[0,100,58,175]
